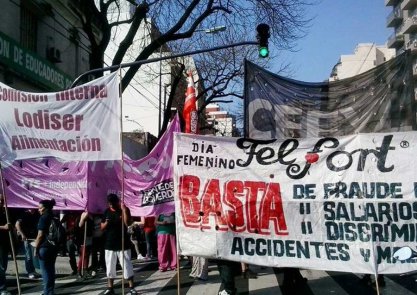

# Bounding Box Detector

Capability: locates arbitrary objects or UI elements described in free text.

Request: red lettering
[74,87,83,99]
[200,179,227,230]
[22,112,33,127]
[74,115,83,131]
[33,110,44,129]
[50,113,61,130]
[224,181,245,232]
[179,175,201,228]
[62,114,74,130]
[14,108,23,127]
[13,108,83,131]
[179,175,288,236]
[259,183,288,235]
[244,181,266,233]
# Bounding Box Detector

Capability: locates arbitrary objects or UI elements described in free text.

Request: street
[5,254,417,294]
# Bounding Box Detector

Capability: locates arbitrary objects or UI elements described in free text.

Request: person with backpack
[34,199,58,295]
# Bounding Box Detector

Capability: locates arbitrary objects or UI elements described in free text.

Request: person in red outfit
[137,216,156,260]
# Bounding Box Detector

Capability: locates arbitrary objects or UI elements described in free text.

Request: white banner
[0,72,121,162]
[174,132,417,274]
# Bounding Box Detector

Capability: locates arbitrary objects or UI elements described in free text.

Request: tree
[72,0,312,135]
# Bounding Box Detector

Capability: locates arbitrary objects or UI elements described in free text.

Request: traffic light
[256,24,270,58]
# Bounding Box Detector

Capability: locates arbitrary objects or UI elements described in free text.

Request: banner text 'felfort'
[174,132,417,274]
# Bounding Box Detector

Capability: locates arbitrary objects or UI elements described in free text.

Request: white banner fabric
[174,132,417,274]
[0,72,121,162]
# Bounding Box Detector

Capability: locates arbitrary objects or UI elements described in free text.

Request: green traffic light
[259,47,269,58]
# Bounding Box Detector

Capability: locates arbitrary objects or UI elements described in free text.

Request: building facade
[386,0,412,53]
[0,0,93,92]
[329,43,395,81]
[205,103,237,137]
[386,0,417,79]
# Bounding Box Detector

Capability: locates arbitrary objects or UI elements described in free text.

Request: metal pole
[158,46,163,136]
[163,84,168,116]
[70,41,258,88]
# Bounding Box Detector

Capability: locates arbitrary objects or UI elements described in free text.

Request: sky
[276,0,392,82]
[136,1,393,135]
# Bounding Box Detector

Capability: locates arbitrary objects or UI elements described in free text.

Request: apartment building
[205,103,237,137]
[0,0,93,92]
[386,0,417,75]
[329,43,395,81]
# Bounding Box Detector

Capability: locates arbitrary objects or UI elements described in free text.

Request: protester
[128,219,144,260]
[61,211,79,275]
[90,213,105,275]
[34,199,58,295]
[360,274,386,288]
[155,212,177,272]
[77,211,94,278]
[217,259,239,295]
[15,208,41,279]
[189,256,208,281]
[139,216,156,260]
[281,267,308,291]
[241,262,257,279]
[0,195,12,295]
[101,194,136,295]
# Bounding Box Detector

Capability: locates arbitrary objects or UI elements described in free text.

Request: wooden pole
[119,68,126,295]
[0,163,21,295]
[81,213,88,277]
[374,272,380,295]
[176,254,180,295]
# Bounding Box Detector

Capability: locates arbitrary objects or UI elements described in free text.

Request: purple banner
[2,115,180,216]
[3,158,88,209]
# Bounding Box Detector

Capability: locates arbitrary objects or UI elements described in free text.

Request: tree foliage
[73,0,313,134]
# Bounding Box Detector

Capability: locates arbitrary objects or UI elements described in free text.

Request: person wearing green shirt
[156,213,176,272]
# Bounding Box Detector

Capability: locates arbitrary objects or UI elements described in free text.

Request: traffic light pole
[70,40,258,88]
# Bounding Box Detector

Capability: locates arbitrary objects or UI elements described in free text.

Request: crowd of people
[0,193,168,295]
[0,193,385,295]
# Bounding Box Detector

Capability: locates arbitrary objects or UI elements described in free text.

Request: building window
[20,6,38,52]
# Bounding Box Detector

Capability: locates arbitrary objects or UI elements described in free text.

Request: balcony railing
[402,15,417,34]
[387,8,403,27]
[387,33,405,48]
[406,39,417,54]
[402,0,417,10]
